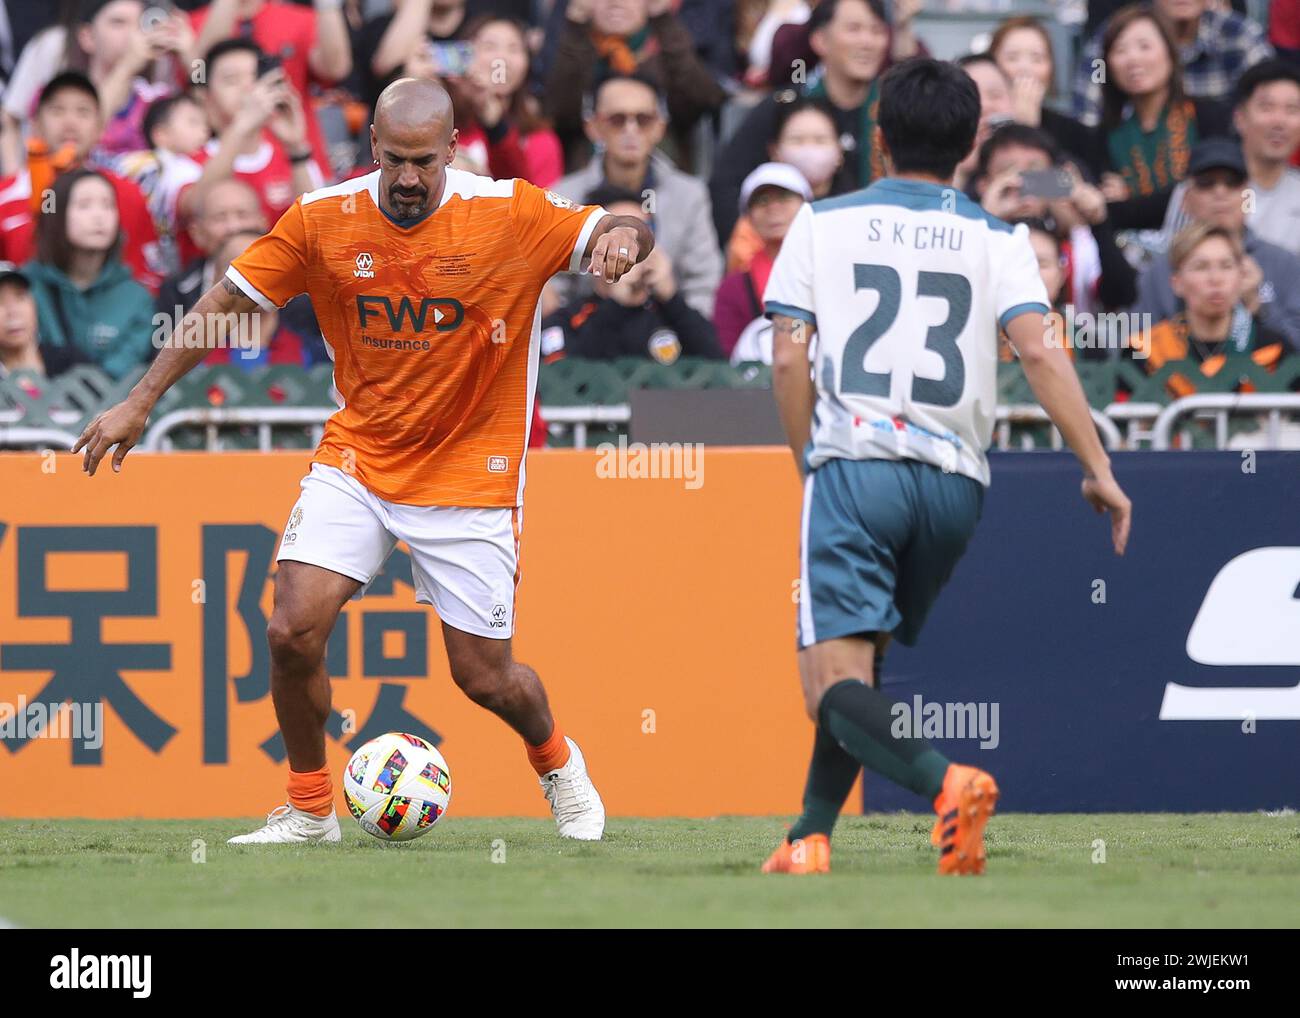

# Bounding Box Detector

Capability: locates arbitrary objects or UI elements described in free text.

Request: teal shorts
[798,457,984,649]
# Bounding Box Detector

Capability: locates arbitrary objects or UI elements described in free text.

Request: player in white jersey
[759,58,1132,876]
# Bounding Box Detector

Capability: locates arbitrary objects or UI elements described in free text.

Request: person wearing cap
[0,71,164,293]
[539,183,722,364]
[1155,59,1300,256]
[1131,137,1300,350]
[0,1,192,172]
[713,162,810,363]
[0,262,91,382]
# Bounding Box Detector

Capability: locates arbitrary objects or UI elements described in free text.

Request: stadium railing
[1152,393,1300,450]
[3,360,1299,452]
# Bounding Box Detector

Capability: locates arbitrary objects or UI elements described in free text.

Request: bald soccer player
[76,78,654,843]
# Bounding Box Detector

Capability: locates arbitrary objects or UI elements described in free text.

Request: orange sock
[526,724,570,776]
[287,765,334,817]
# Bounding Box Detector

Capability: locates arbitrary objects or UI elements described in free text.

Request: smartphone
[1019,168,1074,199]
[256,53,283,80]
[425,41,475,78]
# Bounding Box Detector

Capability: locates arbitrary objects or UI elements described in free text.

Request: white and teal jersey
[764,177,1049,486]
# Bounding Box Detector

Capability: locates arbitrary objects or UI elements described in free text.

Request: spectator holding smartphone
[3,2,188,167]
[354,0,469,118]
[187,0,351,181]
[446,16,564,187]
[976,124,1136,316]
[182,39,326,229]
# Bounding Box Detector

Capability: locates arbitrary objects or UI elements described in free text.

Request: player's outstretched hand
[73,398,151,476]
[589,224,641,284]
[1081,471,1131,556]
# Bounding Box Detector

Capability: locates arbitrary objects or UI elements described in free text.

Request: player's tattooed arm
[74,277,268,476]
[584,214,654,284]
[770,313,817,478]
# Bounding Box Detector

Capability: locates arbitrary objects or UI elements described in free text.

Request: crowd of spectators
[0,0,1298,406]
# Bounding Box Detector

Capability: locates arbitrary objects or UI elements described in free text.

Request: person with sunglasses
[1130,137,1300,350]
[548,70,722,318]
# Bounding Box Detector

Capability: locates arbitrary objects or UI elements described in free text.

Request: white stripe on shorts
[798,471,816,646]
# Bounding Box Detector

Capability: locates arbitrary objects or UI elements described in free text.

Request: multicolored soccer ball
[342,733,451,842]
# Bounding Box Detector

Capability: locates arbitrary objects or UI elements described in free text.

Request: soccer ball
[342,732,451,842]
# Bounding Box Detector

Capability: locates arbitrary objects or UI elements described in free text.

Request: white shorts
[276,464,520,639]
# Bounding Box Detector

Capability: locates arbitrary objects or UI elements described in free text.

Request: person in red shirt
[445,16,564,187]
[187,0,351,181]
[180,38,327,232]
[0,72,164,294]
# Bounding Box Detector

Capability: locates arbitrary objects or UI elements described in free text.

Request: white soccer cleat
[227,804,342,845]
[539,737,605,841]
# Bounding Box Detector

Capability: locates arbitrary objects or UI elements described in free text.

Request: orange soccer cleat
[931,764,999,875]
[761,833,831,874]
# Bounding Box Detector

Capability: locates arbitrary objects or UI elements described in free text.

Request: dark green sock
[819,678,950,799]
[787,723,860,842]
[787,649,890,842]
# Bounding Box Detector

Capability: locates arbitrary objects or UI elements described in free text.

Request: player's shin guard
[818,678,950,799]
[788,723,860,843]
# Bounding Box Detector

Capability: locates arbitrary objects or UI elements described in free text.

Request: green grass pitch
[1,813,1297,928]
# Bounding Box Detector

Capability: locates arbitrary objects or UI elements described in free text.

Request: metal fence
[4,361,1299,453]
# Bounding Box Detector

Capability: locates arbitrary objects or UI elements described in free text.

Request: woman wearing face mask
[726,98,845,271]
[22,168,155,380]
[769,98,846,200]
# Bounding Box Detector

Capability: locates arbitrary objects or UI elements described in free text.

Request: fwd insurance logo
[1160,547,1300,721]
[356,295,464,333]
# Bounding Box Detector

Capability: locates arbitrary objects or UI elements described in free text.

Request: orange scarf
[26,137,80,215]
[590,25,658,75]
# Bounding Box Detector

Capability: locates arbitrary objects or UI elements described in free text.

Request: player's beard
[389,185,429,219]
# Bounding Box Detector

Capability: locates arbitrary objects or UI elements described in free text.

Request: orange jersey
[225,167,607,506]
